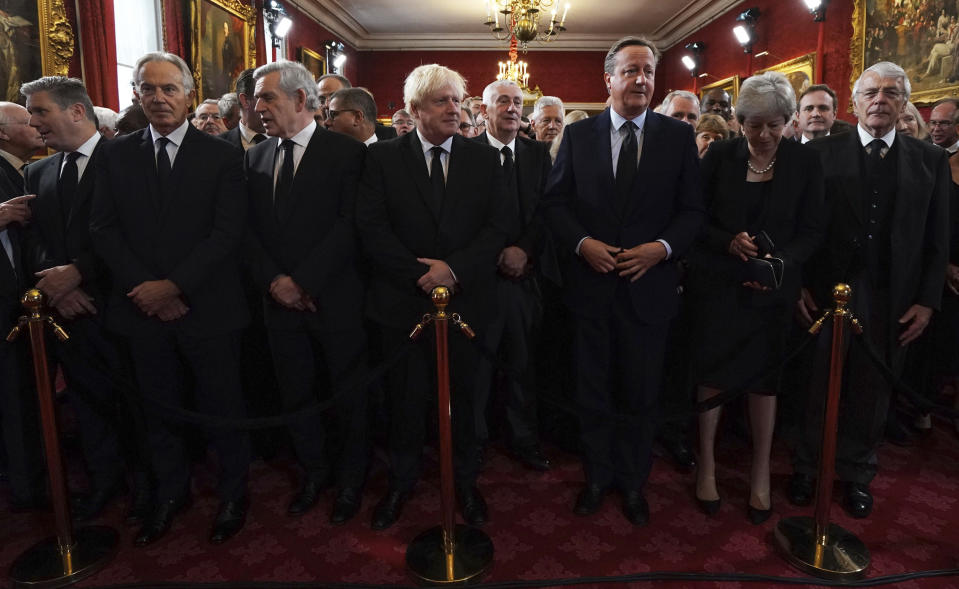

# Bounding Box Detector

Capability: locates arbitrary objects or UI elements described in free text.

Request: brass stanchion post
[7,289,118,589]
[406,287,493,585]
[774,283,869,580]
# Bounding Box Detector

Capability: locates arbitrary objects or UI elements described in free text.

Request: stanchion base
[774,516,869,580]
[10,525,118,588]
[406,524,493,585]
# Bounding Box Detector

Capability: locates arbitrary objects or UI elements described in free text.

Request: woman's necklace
[747,157,776,174]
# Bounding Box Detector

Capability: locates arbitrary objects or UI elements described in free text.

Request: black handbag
[743,230,783,290]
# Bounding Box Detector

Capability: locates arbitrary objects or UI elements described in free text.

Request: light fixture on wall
[732,7,760,54]
[264,1,292,48]
[682,42,705,78]
[484,0,570,51]
[804,0,829,22]
[324,40,347,73]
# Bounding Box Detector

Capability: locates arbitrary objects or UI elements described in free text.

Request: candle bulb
[487,0,491,19]
[495,9,499,27]
[561,3,569,24]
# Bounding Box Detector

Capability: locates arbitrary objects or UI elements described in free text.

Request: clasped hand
[416,257,455,293]
[270,275,317,312]
[580,238,666,282]
[128,279,188,320]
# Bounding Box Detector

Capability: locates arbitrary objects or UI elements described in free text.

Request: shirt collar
[800,130,830,144]
[238,121,259,144]
[485,132,515,154]
[857,123,896,149]
[278,120,316,149]
[416,128,454,156]
[609,108,647,133]
[364,133,378,146]
[0,149,26,174]
[73,131,101,158]
[149,119,190,146]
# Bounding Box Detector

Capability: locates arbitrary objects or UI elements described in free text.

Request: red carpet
[3,422,959,588]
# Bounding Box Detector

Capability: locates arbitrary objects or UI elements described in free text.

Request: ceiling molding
[284,0,741,53]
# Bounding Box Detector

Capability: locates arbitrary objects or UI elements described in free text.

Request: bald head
[0,102,44,160]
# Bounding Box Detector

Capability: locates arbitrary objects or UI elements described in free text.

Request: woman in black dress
[686,72,826,523]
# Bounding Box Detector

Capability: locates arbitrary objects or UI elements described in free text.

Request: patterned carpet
[2,418,959,588]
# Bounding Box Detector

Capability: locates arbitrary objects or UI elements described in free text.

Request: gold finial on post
[431,286,450,317]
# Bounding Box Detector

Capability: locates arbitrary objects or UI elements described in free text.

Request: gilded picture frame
[190,0,256,103]
[755,53,816,100]
[850,0,959,106]
[699,75,740,105]
[298,47,326,81]
[0,0,74,103]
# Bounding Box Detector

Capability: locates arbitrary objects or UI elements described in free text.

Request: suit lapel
[401,131,440,221]
[590,110,617,218]
[623,110,658,219]
[66,137,101,229]
[161,125,198,219]
[0,157,24,194]
[138,128,161,215]
[514,138,535,224]
[838,132,865,228]
[891,135,926,250]
[443,134,471,222]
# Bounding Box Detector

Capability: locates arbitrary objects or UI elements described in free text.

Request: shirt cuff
[575,236,591,255]
[656,239,672,260]
[448,265,458,284]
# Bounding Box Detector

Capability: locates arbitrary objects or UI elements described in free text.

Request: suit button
[867,234,873,239]
[873,189,879,195]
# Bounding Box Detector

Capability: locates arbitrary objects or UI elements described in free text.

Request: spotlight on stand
[683,42,705,78]
[732,7,760,53]
[324,40,347,73]
[265,1,292,48]
[804,0,829,22]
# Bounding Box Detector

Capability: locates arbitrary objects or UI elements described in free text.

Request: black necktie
[155,136,172,188]
[59,151,81,216]
[866,138,885,162]
[429,146,445,212]
[274,139,295,218]
[501,145,514,181]
[615,121,638,213]
[253,133,267,145]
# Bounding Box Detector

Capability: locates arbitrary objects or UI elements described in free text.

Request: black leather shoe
[843,483,873,519]
[134,496,190,547]
[747,503,772,525]
[662,438,696,473]
[788,473,815,506]
[125,486,154,526]
[458,486,488,527]
[287,479,327,516]
[209,499,247,544]
[371,489,409,530]
[330,487,362,526]
[622,490,649,526]
[511,445,551,471]
[73,480,126,522]
[573,483,607,516]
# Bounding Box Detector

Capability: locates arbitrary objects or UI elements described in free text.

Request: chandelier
[494,36,542,97]
[484,0,570,50]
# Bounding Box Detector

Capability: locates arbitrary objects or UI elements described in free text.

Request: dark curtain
[76,0,119,109]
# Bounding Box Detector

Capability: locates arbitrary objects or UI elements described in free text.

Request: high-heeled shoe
[747,502,771,525]
[696,495,721,516]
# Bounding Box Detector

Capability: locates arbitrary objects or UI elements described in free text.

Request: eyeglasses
[458,122,475,131]
[327,108,360,121]
[929,120,955,128]
[857,88,904,101]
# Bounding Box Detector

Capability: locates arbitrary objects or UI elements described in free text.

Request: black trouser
[268,323,368,488]
[0,335,43,502]
[128,330,250,503]
[573,287,668,491]
[381,326,482,493]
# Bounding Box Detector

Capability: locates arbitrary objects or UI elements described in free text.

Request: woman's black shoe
[747,503,772,525]
[696,496,721,516]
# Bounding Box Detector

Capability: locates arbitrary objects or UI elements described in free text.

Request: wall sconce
[682,42,705,78]
[265,1,292,48]
[732,7,760,53]
[324,40,347,73]
[804,0,828,21]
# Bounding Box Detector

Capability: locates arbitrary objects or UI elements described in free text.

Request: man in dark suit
[471,79,553,471]
[20,77,130,522]
[791,61,950,518]
[0,101,44,511]
[90,52,251,546]
[325,88,380,146]
[218,68,267,152]
[245,60,369,524]
[357,63,512,530]
[543,36,705,525]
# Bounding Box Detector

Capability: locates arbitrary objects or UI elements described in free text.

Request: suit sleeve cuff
[575,236,591,255]
[656,239,672,260]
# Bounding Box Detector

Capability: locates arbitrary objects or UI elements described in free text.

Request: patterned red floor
[3,422,959,588]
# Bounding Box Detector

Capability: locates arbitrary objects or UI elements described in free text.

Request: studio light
[683,42,705,77]
[681,55,696,71]
[733,7,760,53]
[324,40,347,73]
[804,0,828,21]
[265,1,292,48]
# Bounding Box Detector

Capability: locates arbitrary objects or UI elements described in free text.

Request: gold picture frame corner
[38,0,75,77]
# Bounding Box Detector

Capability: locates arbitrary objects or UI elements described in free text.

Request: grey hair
[736,71,796,123]
[659,90,700,115]
[93,106,118,130]
[532,96,565,121]
[852,61,911,101]
[391,108,411,122]
[254,60,320,111]
[133,52,195,93]
[217,93,239,117]
[604,36,661,75]
[20,76,97,123]
[330,88,377,123]
[317,73,351,88]
[481,79,522,107]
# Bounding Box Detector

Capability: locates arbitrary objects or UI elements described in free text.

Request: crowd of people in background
[0,33,955,555]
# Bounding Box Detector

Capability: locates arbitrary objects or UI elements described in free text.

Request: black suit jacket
[805,129,950,320]
[356,131,512,330]
[90,124,249,337]
[0,157,25,325]
[218,126,244,151]
[688,137,826,306]
[245,126,366,331]
[24,139,111,308]
[543,108,705,322]
[374,123,397,141]
[0,156,25,197]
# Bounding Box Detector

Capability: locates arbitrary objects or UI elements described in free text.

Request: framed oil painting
[851,0,959,105]
[299,47,326,81]
[0,0,74,103]
[699,75,740,105]
[190,0,256,102]
[755,53,816,100]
